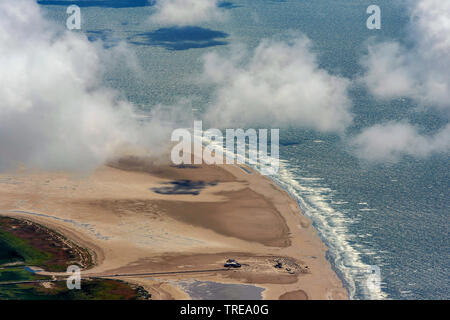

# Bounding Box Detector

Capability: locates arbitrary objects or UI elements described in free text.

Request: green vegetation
[0,276,150,300]
[0,217,150,300]
[0,267,51,299]
[0,217,91,272]
[0,229,51,267]
[0,240,24,265]
[0,267,47,282]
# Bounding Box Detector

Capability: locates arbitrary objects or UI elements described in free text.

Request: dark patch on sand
[152,180,218,195]
[108,156,236,182]
[153,188,291,247]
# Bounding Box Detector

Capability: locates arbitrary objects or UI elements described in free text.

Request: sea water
[39,0,449,299]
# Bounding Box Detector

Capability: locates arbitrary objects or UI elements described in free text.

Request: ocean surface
[39,0,449,299]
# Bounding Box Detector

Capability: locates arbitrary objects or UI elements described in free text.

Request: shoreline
[0,216,151,300]
[0,216,94,271]
[0,158,348,300]
[218,163,348,300]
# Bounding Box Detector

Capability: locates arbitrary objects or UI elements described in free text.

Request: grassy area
[0,267,48,282]
[0,229,51,267]
[33,279,150,300]
[0,240,25,266]
[0,275,150,300]
[0,217,150,300]
[0,217,92,272]
[0,267,52,300]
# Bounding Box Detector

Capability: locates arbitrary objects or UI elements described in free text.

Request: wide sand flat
[0,158,347,300]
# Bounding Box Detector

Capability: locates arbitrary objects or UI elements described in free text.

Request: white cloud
[350,122,450,163]
[354,0,450,162]
[361,0,450,111]
[202,35,353,133]
[361,41,416,100]
[151,0,226,26]
[0,0,176,171]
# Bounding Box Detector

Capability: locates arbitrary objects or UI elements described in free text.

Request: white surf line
[270,162,388,300]
[198,134,387,299]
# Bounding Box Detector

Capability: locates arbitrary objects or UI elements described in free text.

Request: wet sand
[0,157,347,300]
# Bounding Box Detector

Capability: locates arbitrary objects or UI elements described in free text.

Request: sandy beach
[0,157,347,300]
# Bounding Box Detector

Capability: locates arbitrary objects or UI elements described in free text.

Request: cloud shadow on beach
[151,180,218,196]
[128,26,229,51]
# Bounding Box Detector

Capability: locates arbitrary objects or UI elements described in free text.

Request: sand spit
[0,158,347,300]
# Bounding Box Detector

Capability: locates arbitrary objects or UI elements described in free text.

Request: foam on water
[271,161,388,300]
[199,134,388,299]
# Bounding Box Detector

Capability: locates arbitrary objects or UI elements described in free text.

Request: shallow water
[177,280,264,300]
